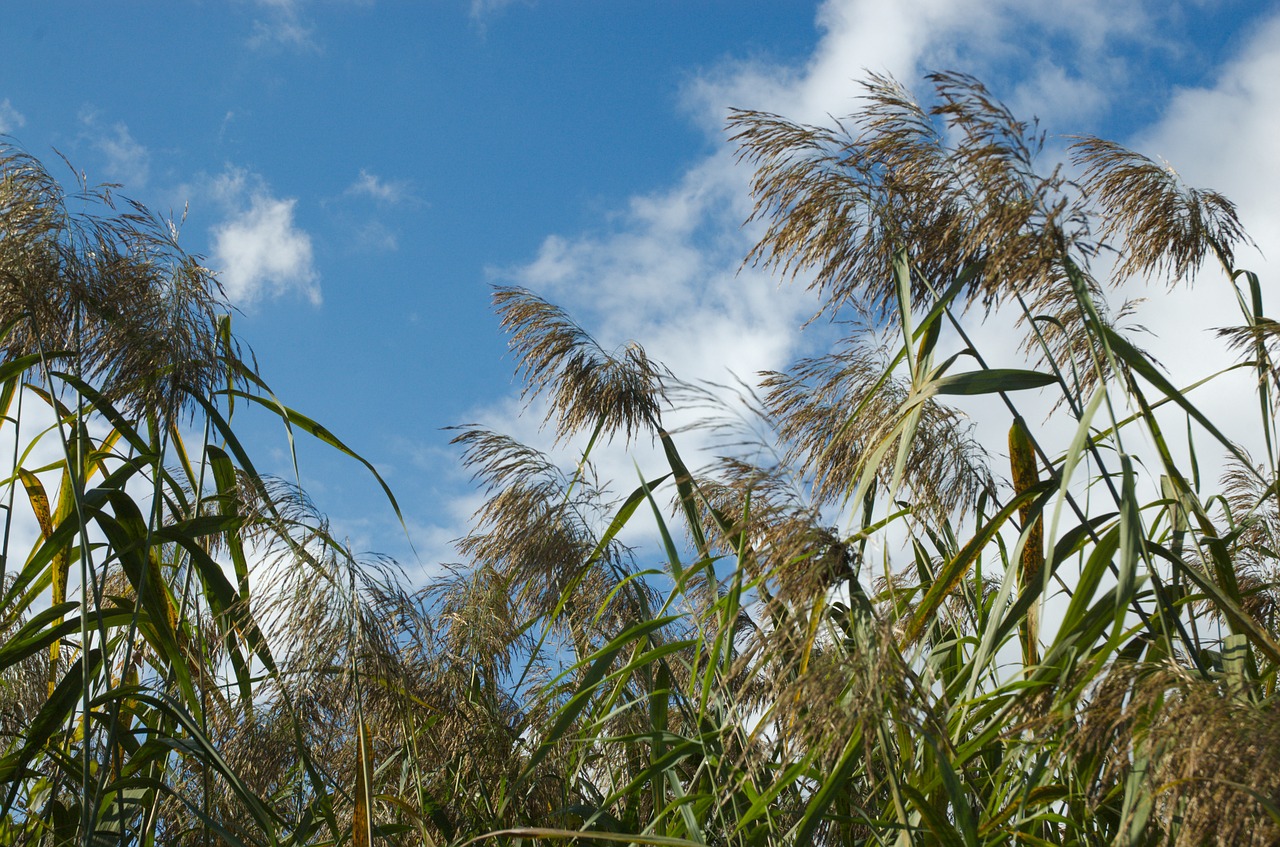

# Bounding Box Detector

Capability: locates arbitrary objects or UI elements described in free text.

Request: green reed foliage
[418,73,1280,847]
[0,144,419,846]
[7,68,1280,847]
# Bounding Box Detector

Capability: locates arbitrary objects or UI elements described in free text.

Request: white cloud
[345,168,416,206]
[1112,8,1280,454]
[208,166,321,307]
[507,151,819,387]
[0,98,25,135]
[248,0,319,52]
[80,110,150,188]
[1007,61,1110,125]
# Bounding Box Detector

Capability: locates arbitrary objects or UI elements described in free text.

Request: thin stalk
[0,383,24,586]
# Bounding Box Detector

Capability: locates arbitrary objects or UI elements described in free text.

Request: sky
[3,0,1278,581]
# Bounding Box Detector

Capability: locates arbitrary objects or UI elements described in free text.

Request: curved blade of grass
[353,711,374,847]
[223,388,410,547]
[1100,325,1255,474]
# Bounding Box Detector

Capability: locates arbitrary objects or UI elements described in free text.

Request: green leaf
[933,369,1057,396]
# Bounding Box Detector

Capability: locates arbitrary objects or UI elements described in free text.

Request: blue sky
[3,0,1278,577]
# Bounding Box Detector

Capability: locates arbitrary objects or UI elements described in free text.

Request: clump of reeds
[6,69,1279,846]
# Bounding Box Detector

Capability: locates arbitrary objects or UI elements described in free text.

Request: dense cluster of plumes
[493,285,668,444]
[732,72,1088,318]
[0,145,231,426]
[1030,664,1280,847]
[762,337,992,518]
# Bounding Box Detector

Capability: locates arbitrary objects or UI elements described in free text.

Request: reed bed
[3,72,1278,845]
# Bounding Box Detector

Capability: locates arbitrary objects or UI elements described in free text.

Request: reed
[4,70,1278,845]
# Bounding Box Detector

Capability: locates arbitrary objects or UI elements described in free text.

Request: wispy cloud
[325,169,420,253]
[0,98,25,135]
[207,166,320,307]
[354,220,398,252]
[80,109,150,188]
[248,0,320,52]
[345,168,417,206]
